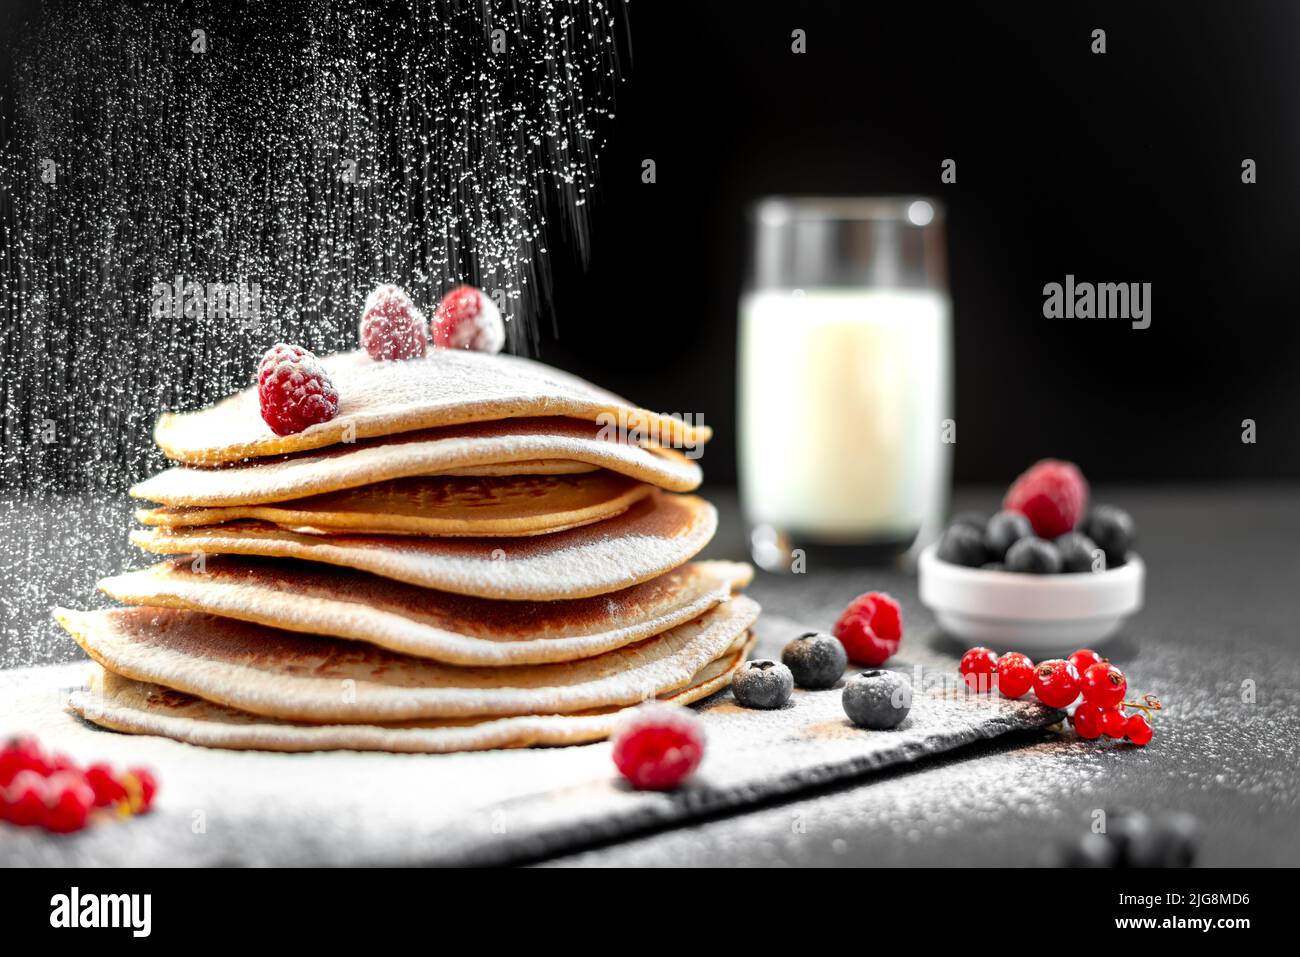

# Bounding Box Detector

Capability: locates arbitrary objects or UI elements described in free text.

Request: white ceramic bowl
[918,543,1144,652]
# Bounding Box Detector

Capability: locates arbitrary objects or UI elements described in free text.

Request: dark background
[542,0,1300,484]
[4,0,1298,486]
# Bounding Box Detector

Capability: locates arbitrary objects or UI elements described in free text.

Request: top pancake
[131,418,703,506]
[154,348,711,466]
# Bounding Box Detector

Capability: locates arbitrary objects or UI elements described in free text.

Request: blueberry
[949,510,989,532]
[842,670,912,729]
[936,524,986,567]
[781,631,847,690]
[1057,809,1200,868]
[1115,810,1199,868]
[1005,536,1063,574]
[1056,531,1105,573]
[731,659,794,709]
[1060,832,1121,868]
[1084,505,1136,566]
[983,509,1034,560]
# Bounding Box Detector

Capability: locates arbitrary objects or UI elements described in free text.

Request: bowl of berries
[919,460,1143,651]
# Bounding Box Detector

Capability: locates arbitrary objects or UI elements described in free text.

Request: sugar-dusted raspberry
[359,284,427,361]
[833,591,904,666]
[257,343,340,436]
[1003,459,1089,539]
[431,284,505,353]
[610,703,705,791]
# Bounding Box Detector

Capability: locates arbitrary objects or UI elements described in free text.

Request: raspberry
[1125,713,1154,747]
[833,591,904,666]
[959,647,999,693]
[257,343,340,436]
[1032,659,1081,709]
[1072,701,1106,740]
[995,651,1036,698]
[431,285,505,353]
[1003,459,1089,538]
[359,284,427,361]
[1081,662,1127,708]
[611,703,705,791]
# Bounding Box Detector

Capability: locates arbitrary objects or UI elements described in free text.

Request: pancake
[55,596,760,722]
[441,460,596,477]
[67,633,752,752]
[134,472,653,538]
[154,348,711,466]
[131,418,702,507]
[129,492,717,601]
[98,557,753,665]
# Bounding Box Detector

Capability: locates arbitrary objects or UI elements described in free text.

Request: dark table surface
[3,484,1298,866]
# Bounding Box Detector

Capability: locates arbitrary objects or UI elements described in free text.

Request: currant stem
[1121,693,1163,719]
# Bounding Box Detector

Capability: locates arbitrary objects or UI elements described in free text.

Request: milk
[738,288,951,547]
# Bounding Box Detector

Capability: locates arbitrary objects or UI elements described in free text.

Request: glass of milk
[739,196,952,571]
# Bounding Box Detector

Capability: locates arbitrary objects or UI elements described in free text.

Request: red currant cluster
[959,647,1160,746]
[0,736,157,834]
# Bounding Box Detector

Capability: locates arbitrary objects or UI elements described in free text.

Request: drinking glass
[738,196,952,570]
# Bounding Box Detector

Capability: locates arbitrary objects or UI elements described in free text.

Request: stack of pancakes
[57,349,758,752]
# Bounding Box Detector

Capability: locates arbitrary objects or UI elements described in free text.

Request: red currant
[0,736,49,786]
[1072,701,1106,740]
[4,770,48,827]
[1081,662,1127,707]
[1099,706,1129,738]
[43,772,94,834]
[123,768,159,813]
[995,651,1035,698]
[85,763,128,808]
[1067,648,1104,675]
[959,647,999,693]
[1032,659,1081,709]
[1125,714,1154,746]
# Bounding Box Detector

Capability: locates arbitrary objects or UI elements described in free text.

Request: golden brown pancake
[98,557,752,665]
[55,597,760,722]
[134,472,653,538]
[129,492,717,600]
[154,348,711,465]
[131,417,702,507]
[67,633,752,753]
